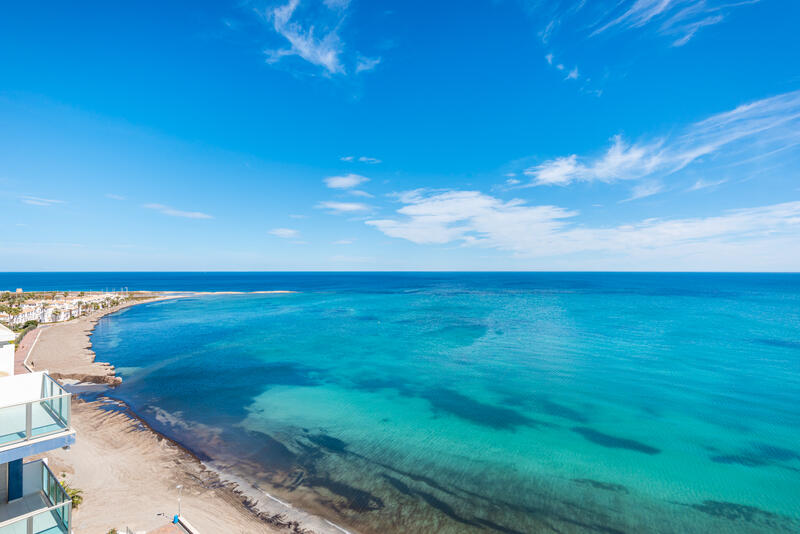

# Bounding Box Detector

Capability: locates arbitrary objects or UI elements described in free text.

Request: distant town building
[0,291,126,328]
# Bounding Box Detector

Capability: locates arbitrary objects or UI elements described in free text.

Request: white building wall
[0,324,14,377]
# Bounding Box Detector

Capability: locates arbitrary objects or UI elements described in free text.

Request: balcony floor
[0,404,65,446]
[0,492,65,534]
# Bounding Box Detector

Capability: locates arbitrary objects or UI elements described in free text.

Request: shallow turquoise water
[91,274,800,533]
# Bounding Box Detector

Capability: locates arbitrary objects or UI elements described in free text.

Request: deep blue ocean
[5,273,800,533]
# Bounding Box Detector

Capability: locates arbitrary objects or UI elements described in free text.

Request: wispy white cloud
[143,203,213,219]
[264,0,345,74]
[333,239,354,245]
[688,178,728,191]
[544,53,579,83]
[105,193,126,200]
[262,0,380,76]
[349,190,374,198]
[356,56,381,73]
[20,196,64,207]
[368,190,575,245]
[565,66,579,80]
[623,180,665,202]
[366,189,800,268]
[269,228,300,238]
[527,135,663,185]
[526,90,800,190]
[591,0,761,46]
[534,1,759,53]
[340,155,381,164]
[317,200,370,213]
[324,173,370,189]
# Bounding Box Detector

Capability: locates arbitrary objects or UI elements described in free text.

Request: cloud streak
[143,203,213,219]
[324,173,370,188]
[20,196,65,206]
[317,200,370,213]
[340,155,382,164]
[543,0,763,47]
[366,189,800,268]
[269,228,300,238]
[526,90,800,188]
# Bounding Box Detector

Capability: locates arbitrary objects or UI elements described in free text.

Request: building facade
[0,324,75,534]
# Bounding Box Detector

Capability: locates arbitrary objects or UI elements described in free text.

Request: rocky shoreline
[25,293,340,534]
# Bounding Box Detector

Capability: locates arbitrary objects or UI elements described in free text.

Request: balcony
[0,459,71,534]
[0,373,75,463]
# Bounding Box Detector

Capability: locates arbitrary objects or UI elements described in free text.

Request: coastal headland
[19,291,343,534]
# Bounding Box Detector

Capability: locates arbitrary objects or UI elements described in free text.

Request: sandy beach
[22,295,339,534]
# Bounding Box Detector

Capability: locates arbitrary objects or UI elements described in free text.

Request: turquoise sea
[83,273,799,533]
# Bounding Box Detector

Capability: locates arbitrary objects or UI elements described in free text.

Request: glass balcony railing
[0,373,71,447]
[0,460,71,534]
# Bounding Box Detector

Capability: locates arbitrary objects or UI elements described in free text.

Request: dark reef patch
[689,500,778,523]
[573,478,629,494]
[381,475,481,528]
[306,476,384,512]
[538,398,589,423]
[572,427,660,455]
[244,431,298,471]
[422,388,542,430]
[753,338,800,350]
[752,443,800,462]
[710,442,799,467]
[382,474,413,496]
[710,454,764,467]
[307,433,348,453]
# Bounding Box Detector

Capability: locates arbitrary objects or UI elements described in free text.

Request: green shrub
[62,483,84,509]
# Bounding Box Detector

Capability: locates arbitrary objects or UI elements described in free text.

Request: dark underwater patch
[307,433,348,453]
[382,475,480,528]
[382,474,413,495]
[753,443,800,461]
[710,454,765,467]
[572,427,660,455]
[306,476,384,512]
[710,442,799,467]
[422,388,540,430]
[689,500,777,522]
[753,338,800,350]
[573,478,629,494]
[538,398,589,423]
[245,431,298,471]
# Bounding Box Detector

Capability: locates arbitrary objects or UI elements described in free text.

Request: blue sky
[1,0,799,271]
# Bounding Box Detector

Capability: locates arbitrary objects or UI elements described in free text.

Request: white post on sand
[177,485,183,517]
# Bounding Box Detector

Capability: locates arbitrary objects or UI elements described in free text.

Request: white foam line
[262,490,292,508]
[324,519,353,534]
